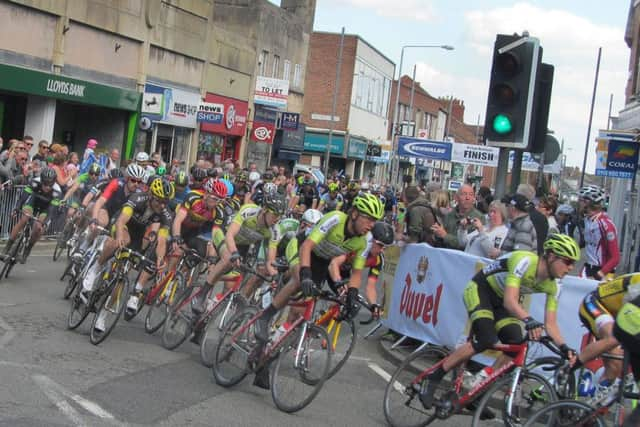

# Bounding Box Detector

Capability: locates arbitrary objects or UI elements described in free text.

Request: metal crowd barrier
[0,185,66,240]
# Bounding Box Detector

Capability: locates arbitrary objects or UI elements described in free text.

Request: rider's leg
[193,245,233,313]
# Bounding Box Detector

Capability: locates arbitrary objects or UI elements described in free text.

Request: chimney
[450,98,465,123]
[280,0,316,31]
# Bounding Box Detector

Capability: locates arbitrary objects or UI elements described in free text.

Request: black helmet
[207,168,218,178]
[262,171,274,182]
[371,221,394,245]
[263,192,287,216]
[192,168,207,181]
[89,163,101,175]
[109,168,123,179]
[41,167,57,185]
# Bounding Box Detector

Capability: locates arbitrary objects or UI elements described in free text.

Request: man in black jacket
[517,184,548,255]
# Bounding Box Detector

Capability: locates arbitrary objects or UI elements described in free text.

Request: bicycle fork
[505,367,523,417]
[293,322,309,370]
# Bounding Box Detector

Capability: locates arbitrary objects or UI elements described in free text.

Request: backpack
[405,201,444,247]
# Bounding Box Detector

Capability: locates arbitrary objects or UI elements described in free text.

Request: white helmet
[361,182,370,191]
[263,182,278,195]
[302,209,323,226]
[556,204,574,215]
[578,185,605,204]
[135,151,150,163]
[249,171,260,182]
[126,163,146,179]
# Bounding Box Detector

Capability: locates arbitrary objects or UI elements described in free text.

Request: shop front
[0,62,139,158]
[138,82,200,164]
[302,130,345,173]
[271,122,305,170]
[346,136,368,180]
[198,93,248,165]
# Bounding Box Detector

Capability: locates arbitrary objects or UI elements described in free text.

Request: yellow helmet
[149,177,175,201]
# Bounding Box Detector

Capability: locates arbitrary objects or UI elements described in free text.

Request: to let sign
[254,76,289,109]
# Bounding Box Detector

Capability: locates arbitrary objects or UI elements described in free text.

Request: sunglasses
[129,178,143,184]
[151,197,167,206]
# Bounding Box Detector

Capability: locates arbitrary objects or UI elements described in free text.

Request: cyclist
[419,234,580,409]
[578,185,620,280]
[193,192,287,314]
[329,220,394,317]
[4,167,61,262]
[293,172,318,210]
[318,182,343,213]
[169,170,190,212]
[254,193,383,341]
[190,167,208,191]
[169,178,227,272]
[572,272,640,405]
[61,163,102,219]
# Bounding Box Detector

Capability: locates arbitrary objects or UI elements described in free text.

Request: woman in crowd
[536,195,559,234]
[458,200,509,258]
[431,190,452,224]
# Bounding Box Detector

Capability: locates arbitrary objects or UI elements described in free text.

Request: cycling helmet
[328,182,339,192]
[263,182,278,195]
[556,204,574,215]
[301,209,323,226]
[371,184,381,193]
[88,163,101,175]
[263,192,287,215]
[371,221,394,245]
[40,167,57,184]
[149,177,175,201]
[109,168,123,179]
[352,193,384,220]
[220,178,234,197]
[175,170,189,187]
[156,165,166,176]
[236,170,248,182]
[361,182,370,191]
[234,182,247,197]
[203,178,228,198]
[262,171,274,182]
[192,168,207,182]
[578,185,605,204]
[543,233,580,261]
[302,177,314,186]
[126,163,146,180]
[207,168,218,178]
[135,152,150,163]
[249,171,260,182]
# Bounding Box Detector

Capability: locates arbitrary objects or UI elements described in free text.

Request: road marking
[32,374,118,423]
[367,362,404,393]
[0,360,43,370]
[33,375,85,426]
[0,314,15,348]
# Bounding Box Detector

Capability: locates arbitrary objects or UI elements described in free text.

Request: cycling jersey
[341,251,384,278]
[231,204,279,249]
[307,211,372,270]
[101,178,131,217]
[121,192,173,238]
[320,192,343,212]
[475,251,561,312]
[21,178,62,216]
[180,190,216,230]
[584,211,620,275]
[297,183,318,207]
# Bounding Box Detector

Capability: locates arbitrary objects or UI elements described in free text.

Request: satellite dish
[139,116,152,131]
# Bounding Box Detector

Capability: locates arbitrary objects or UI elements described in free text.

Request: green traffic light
[492,114,513,135]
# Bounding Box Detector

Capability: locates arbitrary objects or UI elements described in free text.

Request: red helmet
[203,178,228,198]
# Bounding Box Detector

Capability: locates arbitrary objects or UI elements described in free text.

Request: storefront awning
[0,63,140,111]
[277,149,300,161]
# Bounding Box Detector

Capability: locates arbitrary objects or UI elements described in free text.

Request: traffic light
[484,34,541,149]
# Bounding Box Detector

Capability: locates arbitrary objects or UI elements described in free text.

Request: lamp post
[390,44,454,187]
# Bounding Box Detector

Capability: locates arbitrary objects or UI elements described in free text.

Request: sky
[273,0,631,171]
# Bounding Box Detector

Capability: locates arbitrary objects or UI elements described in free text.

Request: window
[293,63,302,87]
[283,60,291,81]
[259,50,268,76]
[272,55,280,78]
[351,58,392,117]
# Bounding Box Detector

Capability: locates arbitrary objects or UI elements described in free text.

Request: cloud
[323,0,436,22]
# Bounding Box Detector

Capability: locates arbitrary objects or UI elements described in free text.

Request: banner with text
[451,143,499,167]
[595,135,639,179]
[383,244,598,353]
[398,137,452,161]
[254,76,289,109]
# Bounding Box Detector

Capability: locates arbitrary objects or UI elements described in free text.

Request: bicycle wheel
[321,315,356,379]
[63,274,79,300]
[2,236,23,279]
[89,277,129,345]
[270,323,332,413]
[383,346,449,427]
[145,272,185,334]
[471,371,558,427]
[67,285,90,330]
[200,293,246,367]
[161,285,197,350]
[523,400,605,427]
[53,232,67,261]
[212,306,258,387]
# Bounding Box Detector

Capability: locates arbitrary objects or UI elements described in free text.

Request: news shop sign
[196,102,224,124]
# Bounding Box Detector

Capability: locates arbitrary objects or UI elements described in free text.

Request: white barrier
[382,244,599,352]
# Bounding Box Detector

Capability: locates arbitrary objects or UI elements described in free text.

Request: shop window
[172,127,191,163]
[259,50,269,76]
[198,132,223,164]
[293,64,302,88]
[272,55,280,78]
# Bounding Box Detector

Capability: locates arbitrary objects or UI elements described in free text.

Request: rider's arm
[503,286,529,320]
[114,208,132,244]
[299,237,316,268]
[155,227,169,265]
[62,178,80,202]
[225,221,241,254]
[598,217,620,277]
[81,190,95,208]
[172,207,188,239]
[543,309,566,348]
[328,254,348,282]
[266,245,278,277]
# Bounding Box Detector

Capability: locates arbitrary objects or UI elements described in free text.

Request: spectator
[106,148,120,173]
[556,204,577,237]
[536,196,559,234]
[32,140,50,163]
[49,143,70,189]
[0,139,24,164]
[23,135,34,160]
[458,200,508,258]
[400,185,439,245]
[431,190,452,223]
[431,184,484,250]
[0,148,28,184]
[501,194,538,253]
[517,183,548,255]
[475,185,493,214]
[80,139,98,174]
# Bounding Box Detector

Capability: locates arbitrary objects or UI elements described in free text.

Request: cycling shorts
[578,291,615,336]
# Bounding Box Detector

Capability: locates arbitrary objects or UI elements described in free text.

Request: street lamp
[390,44,454,186]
